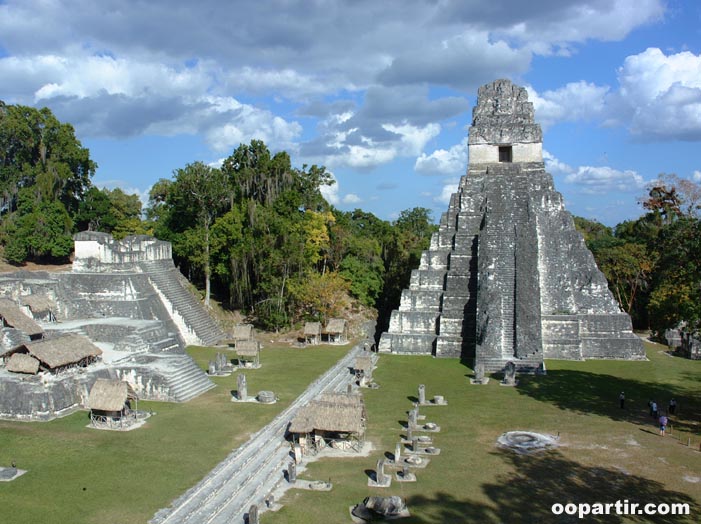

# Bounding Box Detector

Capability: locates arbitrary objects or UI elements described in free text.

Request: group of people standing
[649,398,677,436]
[618,392,677,436]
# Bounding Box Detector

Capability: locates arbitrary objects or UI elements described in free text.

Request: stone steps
[140,261,224,346]
[164,356,216,402]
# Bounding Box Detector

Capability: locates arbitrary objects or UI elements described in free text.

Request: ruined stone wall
[73,232,172,273]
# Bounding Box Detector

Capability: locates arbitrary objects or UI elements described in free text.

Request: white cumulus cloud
[611,47,701,140]
[565,166,647,195]
[527,82,609,129]
[415,139,468,175]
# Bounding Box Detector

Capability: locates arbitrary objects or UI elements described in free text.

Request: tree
[4,188,73,263]
[1,102,96,263]
[0,102,95,215]
[168,162,228,307]
[648,217,701,337]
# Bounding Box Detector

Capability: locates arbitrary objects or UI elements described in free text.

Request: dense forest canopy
[1,102,700,340]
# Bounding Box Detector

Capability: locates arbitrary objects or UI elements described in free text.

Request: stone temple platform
[0,232,226,420]
[379,79,645,372]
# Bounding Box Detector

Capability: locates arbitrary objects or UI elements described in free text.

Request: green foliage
[0,102,95,214]
[0,101,96,263]
[3,188,73,263]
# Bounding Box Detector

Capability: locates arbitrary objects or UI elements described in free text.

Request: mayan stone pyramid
[378,79,645,372]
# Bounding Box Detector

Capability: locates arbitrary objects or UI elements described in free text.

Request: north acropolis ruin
[0,232,225,420]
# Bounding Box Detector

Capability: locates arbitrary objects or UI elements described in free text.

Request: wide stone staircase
[140,260,225,347]
[475,164,543,372]
[163,355,216,402]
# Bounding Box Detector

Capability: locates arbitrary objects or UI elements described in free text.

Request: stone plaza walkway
[151,343,363,524]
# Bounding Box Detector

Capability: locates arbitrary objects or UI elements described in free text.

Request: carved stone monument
[288,461,296,483]
[471,361,489,385]
[369,457,391,487]
[237,373,248,401]
[394,442,402,463]
[502,361,517,386]
[248,504,259,524]
[408,408,418,428]
[418,384,426,405]
[378,79,645,373]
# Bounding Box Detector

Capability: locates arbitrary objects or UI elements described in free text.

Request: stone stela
[378,79,645,373]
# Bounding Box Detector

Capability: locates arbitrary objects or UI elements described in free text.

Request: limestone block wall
[73,232,172,273]
[468,142,543,164]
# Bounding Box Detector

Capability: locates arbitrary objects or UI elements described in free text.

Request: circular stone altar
[257,391,276,404]
[497,431,558,454]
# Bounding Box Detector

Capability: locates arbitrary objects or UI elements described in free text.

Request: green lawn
[1,341,699,524]
[0,343,349,524]
[266,342,701,524]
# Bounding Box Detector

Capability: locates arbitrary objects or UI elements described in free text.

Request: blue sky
[1,0,700,226]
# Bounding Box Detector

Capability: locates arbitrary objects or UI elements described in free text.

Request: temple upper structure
[378,79,645,372]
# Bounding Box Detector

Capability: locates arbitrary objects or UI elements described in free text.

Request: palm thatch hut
[0,298,44,340]
[233,324,253,342]
[1,333,102,374]
[6,353,40,374]
[354,355,374,385]
[288,392,366,455]
[88,379,138,429]
[236,339,261,367]
[19,295,57,322]
[324,318,347,344]
[303,322,321,345]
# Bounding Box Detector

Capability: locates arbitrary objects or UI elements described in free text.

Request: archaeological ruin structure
[0,232,226,420]
[379,79,645,372]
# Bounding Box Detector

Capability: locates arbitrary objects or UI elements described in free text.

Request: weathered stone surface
[0,233,221,420]
[379,79,645,372]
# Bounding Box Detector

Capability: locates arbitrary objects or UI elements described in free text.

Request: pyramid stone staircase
[140,260,225,347]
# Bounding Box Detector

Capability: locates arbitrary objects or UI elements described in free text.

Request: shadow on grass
[407,449,699,523]
[514,370,701,433]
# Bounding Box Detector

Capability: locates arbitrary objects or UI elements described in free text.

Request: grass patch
[266,342,701,523]
[0,343,349,524]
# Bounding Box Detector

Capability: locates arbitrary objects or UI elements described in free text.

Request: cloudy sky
[1,0,700,225]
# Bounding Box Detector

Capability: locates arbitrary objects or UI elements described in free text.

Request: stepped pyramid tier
[379,79,645,372]
[0,232,221,420]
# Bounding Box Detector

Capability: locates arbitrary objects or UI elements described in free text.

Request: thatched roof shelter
[236,339,260,357]
[6,353,40,374]
[19,295,55,316]
[304,322,321,336]
[2,333,102,370]
[88,379,137,412]
[354,355,373,374]
[232,324,253,341]
[289,392,366,435]
[325,318,346,335]
[0,298,44,337]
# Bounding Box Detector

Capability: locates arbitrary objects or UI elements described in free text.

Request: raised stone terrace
[0,233,225,420]
[379,79,644,372]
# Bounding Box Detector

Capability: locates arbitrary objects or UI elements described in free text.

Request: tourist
[619,391,625,409]
[659,413,668,436]
[648,399,653,416]
[669,398,677,415]
[651,400,658,419]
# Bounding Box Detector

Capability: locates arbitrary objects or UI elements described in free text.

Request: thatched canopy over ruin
[232,324,253,341]
[19,295,55,315]
[325,318,346,335]
[2,333,102,370]
[354,355,373,373]
[88,379,137,412]
[0,298,44,337]
[304,322,321,336]
[235,339,260,357]
[288,392,366,435]
[6,353,40,374]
